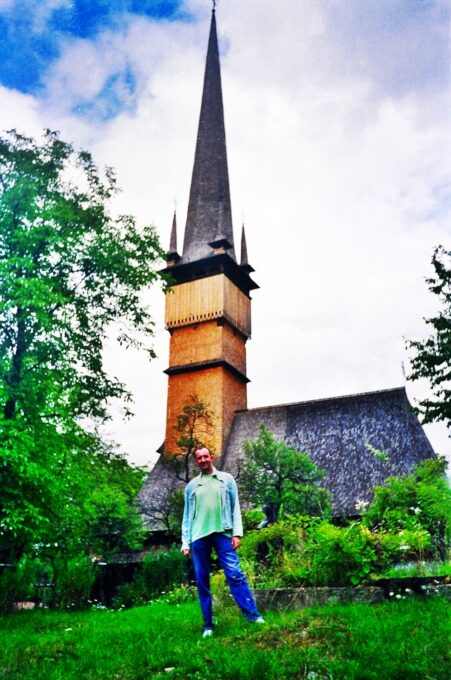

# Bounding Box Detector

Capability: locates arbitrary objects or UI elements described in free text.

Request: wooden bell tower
[161,9,258,458]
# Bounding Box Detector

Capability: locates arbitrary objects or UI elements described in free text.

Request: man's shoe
[254,616,265,624]
[202,628,213,638]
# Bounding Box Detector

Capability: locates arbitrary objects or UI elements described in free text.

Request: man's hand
[231,536,241,549]
[182,548,190,556]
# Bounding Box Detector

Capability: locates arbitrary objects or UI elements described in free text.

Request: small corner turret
[166,211,181,267]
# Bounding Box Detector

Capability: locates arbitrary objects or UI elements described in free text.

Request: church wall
[169,321,222,367]
[221,323,247,375]
[168,320,246,375]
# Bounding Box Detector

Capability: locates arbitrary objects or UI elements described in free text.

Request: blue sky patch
[0,0,185,95]
[50,0,185,39]
[74,67,138,122]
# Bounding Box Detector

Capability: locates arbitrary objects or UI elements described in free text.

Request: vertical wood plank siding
[165,274,251,337]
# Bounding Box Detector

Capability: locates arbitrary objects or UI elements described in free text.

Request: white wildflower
[355,499,369,512]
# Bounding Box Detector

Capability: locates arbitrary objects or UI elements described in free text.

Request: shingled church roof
[222,387,435,516]
[140,387,435,524]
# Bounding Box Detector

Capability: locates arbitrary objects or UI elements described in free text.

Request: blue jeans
[191,532,261,630]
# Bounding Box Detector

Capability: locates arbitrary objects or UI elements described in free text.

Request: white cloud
[30,0,71,33]
[1,0,450,465]
[0,85,44,134]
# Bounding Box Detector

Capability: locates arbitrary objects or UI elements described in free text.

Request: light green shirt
[191,473,223,543]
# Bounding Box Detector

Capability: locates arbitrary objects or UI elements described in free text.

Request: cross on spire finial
[212,0,216,11]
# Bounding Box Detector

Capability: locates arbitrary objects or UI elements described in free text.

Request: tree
[27,434,147,593]
[0,129,166,561]
[407,246,451,430]
[239,426,331,522]
[168,394,214,484]
[141,396,214,535]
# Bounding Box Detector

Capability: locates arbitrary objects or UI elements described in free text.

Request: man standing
[182,447,264,637]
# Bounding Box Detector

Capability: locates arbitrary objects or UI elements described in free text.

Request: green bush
[141,546,187,593]
[111,580,147,609]
[112,546,188,608]
[241,515,438,588]
[363,457,450,560]
[301,522,379,586]
[0,559,35,611]
[242,509,265,531]
[52,555,96,608]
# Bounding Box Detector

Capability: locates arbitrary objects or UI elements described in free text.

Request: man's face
[194,447,214,474]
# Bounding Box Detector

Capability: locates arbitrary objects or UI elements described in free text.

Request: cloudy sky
[1,0,450,468]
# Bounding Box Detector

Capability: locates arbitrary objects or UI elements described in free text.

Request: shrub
[299,522,377,586]
[242,509,265,531]
[53,555,96,608]
[363,457,450,560]
[141,546,187,594]
[240,516,435,588]
[112,546,188,608]
[0,559,35,611]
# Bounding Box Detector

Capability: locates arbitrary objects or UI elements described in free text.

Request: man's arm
[230,476,243,539]
[181,485,191,554]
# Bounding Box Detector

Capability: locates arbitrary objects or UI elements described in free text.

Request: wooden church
[139,8,434,523]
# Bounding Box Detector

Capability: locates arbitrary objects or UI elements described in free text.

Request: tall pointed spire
[182,9,236,263]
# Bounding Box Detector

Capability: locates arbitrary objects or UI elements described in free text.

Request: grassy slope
[0,598,449,679]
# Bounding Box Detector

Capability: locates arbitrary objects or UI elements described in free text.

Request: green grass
[0,597,449,679]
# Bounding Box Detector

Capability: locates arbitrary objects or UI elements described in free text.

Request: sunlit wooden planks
[165,274,251,337]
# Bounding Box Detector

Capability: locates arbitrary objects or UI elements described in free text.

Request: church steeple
[182,9,235,263]
[162,8,257,458]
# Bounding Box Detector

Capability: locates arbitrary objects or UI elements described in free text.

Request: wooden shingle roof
[222,387,435,516]
[140,387,435,523]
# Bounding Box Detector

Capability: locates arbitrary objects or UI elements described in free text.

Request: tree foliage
[407,246,451,430]
[0,129,166,562]
[239,426,331,521]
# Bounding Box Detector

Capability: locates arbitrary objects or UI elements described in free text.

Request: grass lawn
[0,597,449,679]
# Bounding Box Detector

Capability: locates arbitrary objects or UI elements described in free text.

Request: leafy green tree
[407,246,451,430]
[239,426,331,521]
[0,129,166,562]
[363,457,450,560]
